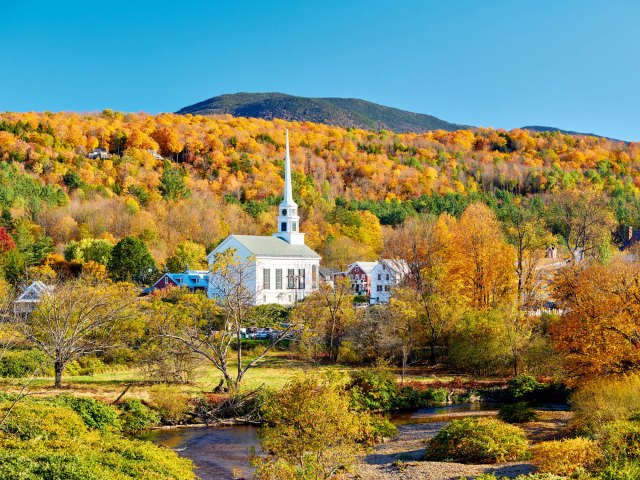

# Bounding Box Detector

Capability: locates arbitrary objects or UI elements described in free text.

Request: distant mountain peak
[176,92,468,133]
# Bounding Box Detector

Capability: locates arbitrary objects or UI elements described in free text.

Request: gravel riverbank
[355,409,572,480]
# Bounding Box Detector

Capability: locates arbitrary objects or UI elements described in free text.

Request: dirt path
[355,409,573,480]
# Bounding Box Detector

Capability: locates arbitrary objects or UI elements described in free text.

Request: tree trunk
[54,360,63,388]
[429,341,437,366]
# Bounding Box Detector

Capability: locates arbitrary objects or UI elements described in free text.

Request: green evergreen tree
[108,237,157,285]
[159,161,190,201]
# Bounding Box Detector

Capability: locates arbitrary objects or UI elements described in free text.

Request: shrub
[148,384,191,425]
[56,394,121,432]
[425,417,529,463]
[357,412,398,446]
[571,374,640,433]
[0,349,49,378]
[0,402,88,442]
[600,420,640,461]
[498,402,538,424]
[532,437,602,476]
[508,375,541,400]
[348,369,399,412]
[118,399,161,434]
[394,386,447,410]
[65,356,108,376]
[598,460,640,480]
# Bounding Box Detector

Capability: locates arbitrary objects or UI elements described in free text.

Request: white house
[207,131,321,306]
[14,281,54,315]
[370,259,408,305]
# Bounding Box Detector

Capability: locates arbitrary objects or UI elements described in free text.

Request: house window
[164,277,168,285]
[276,269,282,289]
[386,274,390,280]
[263,295,266,303]
[281,222,287,232]
[378,274,381,280]
[298,269,305,290]
[384,285,390,292]
[377,285,383,292]
[263,268,271,290]
[287,269,295,289]
[312,265,318,288]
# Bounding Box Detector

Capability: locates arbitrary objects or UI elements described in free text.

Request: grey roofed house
[210,234,321,259]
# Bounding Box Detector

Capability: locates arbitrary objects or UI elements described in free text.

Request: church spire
[274,129,305,245]
[283,130,296,205]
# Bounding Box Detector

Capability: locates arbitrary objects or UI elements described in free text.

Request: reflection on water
[390,402,499,425]
[140,425,259,480]
[142,403,501,480]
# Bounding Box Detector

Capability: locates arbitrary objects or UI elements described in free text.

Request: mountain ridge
[177,92,625,141]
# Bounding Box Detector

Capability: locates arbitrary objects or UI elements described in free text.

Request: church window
[276,269,282,289]
[292,222,297,232]
[263,268,271,290]
[281,209,287,215]
[298,269,305,289]
[287,269,295,289]
[281,222,287,232]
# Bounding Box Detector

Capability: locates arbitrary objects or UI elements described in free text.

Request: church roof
[226,235,320,259]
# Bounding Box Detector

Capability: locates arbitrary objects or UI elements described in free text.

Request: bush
[0,399,196,479]
[394,386,447,410]
[0,402,88,442]
[357,412,397,446]
[508,375,541,400]
[0,349,49,378]
[600,420,640,461]
[348,369,399,412]
[425,417,529,463]
[118,399,161,434]
[55,394,121,432]
[148,384,191,425]
[532,437,602,476]
[598,460,640,480]
[65,356,109,376]
[571,374,640,433]
[498,402,538,423]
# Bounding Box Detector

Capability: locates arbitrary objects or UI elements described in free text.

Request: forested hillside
[177,92,467,133]
[0,110,638,281]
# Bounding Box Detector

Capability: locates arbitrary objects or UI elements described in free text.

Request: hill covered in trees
[0,110,638,281]
[176,93,468,133]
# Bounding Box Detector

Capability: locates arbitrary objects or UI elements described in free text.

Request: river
[142,403,499,480]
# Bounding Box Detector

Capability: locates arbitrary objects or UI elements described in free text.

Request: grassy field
[0,351,507,403]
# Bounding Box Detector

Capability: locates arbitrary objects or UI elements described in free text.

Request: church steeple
[274,130,305,245]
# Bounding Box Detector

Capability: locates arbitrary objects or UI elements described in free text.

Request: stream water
[142,403,499,480]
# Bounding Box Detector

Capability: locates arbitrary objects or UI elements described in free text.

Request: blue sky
[1,0,639,140]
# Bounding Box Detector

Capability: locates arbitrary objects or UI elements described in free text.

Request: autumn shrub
[65,355,109,376]
[254,373,369,480]
[117,399,161,434]
[55,394,122,432]
[394,386,447,410]
[0,348,48,378]
[531,437,602,476]
[357,411,398,446]
[600,420,640,462]
[148,384,191,425]
[0,402,88,443]
[348,368,399,411]
[0,399,195,479]
[425,417,529,463]
[498,402,538,424]
[571,373,640,432]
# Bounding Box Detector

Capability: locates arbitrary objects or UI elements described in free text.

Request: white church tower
[274,130,305,245]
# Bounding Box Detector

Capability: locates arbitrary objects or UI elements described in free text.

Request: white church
[206,131,321,306]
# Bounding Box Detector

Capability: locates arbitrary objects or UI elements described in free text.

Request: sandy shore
[355,409,573,480]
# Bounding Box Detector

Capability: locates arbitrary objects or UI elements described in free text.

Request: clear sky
[1,0,639,140]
